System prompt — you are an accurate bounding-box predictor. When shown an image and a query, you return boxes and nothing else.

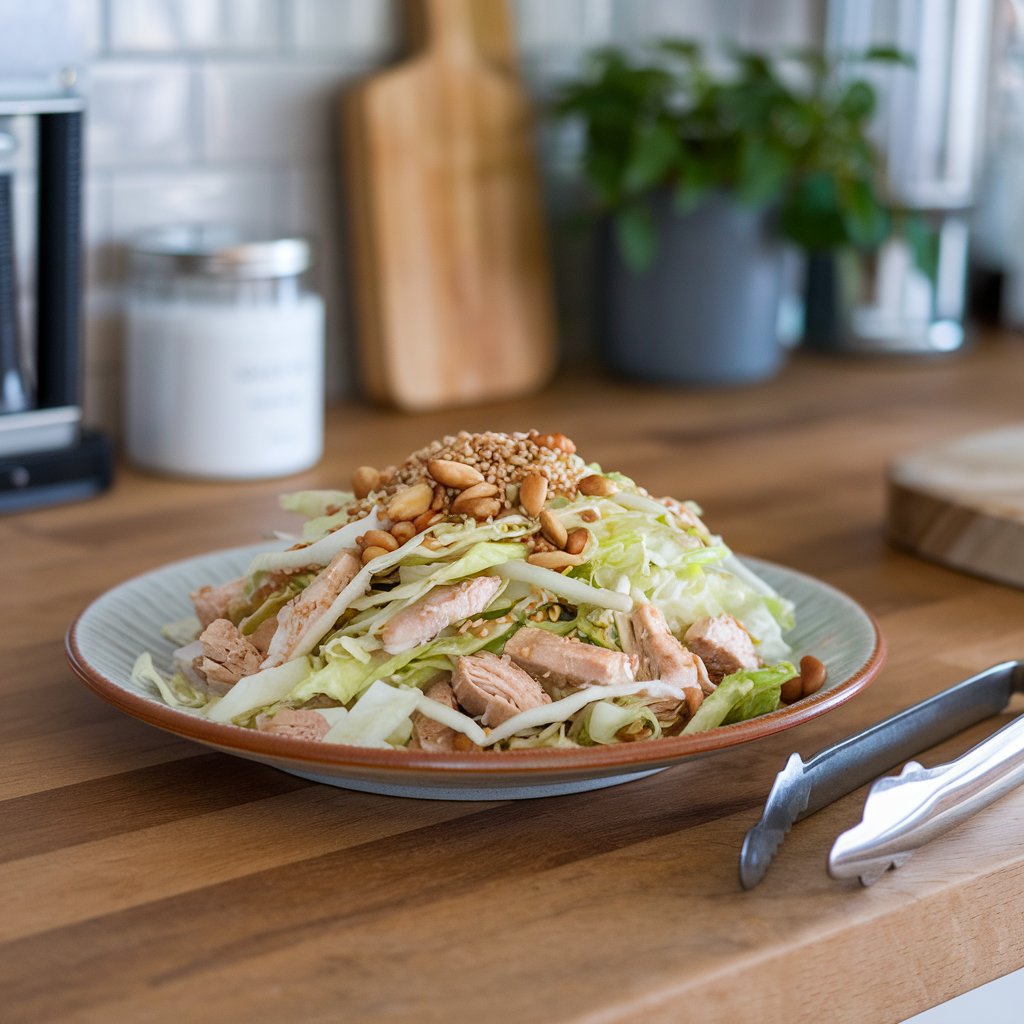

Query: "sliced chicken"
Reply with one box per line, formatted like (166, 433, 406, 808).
(452, 653, 551, 727)
(684, 614, 759, 684)
(256, 708, 330, 741)
(248, 616, 279, 656)
(409, 676, 459, 751)
(197, 618, 264, 687)
(503, 627, 634, 693)
(632, 604, 711, 718)
(381, 575, 503, 655)
(262, 550, 361, 668)
(191, 577, 247, 628)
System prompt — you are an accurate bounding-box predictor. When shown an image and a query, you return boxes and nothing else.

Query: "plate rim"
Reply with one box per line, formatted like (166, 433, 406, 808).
(65, 548, 886, 777)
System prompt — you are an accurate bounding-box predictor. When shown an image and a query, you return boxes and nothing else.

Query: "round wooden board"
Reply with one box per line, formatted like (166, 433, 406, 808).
(887, 425, 1024, 588)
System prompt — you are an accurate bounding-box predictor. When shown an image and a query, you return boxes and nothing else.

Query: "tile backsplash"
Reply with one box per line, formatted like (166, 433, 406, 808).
(2, 0, 819, 437)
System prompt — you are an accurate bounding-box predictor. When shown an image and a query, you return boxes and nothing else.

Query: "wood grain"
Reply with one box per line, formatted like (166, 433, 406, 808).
(343, 0, 556, 411)
(888, 425, 1024, 588)
(5, 335, 1024, 1021)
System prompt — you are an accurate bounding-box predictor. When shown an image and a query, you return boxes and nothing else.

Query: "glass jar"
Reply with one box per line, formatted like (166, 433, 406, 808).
(124, 226, 324, 479)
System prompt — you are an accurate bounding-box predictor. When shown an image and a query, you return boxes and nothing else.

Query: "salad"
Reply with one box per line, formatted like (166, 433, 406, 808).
(134, 430, 823, 751)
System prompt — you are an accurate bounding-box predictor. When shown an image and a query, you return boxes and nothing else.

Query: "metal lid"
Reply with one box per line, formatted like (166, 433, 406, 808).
(129, 225, 314, 279)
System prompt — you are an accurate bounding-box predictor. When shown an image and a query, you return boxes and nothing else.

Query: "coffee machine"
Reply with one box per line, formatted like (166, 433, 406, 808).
(0, 88, 113, 512)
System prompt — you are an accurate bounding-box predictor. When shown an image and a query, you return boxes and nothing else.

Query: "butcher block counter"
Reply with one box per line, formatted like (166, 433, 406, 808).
(5, 332, 1024, 1023)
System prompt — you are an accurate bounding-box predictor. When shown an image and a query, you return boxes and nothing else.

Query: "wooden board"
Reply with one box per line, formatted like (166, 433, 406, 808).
(10, 336, 1024, 1021)
(343, 0, 556, 411)
(888, 424, 1024, 589)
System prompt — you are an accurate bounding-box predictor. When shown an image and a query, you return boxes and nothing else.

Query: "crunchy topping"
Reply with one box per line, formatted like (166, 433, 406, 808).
(345, 431, 590, 523)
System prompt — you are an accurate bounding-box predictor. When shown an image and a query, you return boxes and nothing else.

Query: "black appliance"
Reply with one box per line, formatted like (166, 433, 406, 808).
(0, 91, 113, 513)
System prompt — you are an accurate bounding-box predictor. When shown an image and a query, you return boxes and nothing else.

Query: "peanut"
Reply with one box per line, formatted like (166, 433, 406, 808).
(580, 508, 599, 523)
(565, 527, 589, 556)
(361, 545, 391, 565)
(431, 483, 446, 511)
(390, 521, 416, 544)
(427, 458, 484, 490)
(460, 496, 502, 520)
(540, 508, 567, 549)
(387, 482, 433, 522)
(453, 733, 478, 752)
(362, 529, 398, 552)
(451, 482, 499, 514)
(527, 551, 583, 571)
(579, 474, 617, 497)
(799, 655, 828, 698)
(519, 473, 548, 517)
(780, 675, 802, 704)
(532, 432, 576, 454)
(352, 466, 380, 499)
(413, 509, 442, 532)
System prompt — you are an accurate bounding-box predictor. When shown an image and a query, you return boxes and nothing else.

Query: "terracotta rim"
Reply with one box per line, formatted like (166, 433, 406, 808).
(65, 565, 887, 777)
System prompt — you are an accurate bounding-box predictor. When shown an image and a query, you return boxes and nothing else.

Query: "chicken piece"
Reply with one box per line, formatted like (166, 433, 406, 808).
(262, 550, 362, 667)
(381, 575, 503, 654)
(632, 604, 712, 718)
(684, 615, 759, 684)
(503, 627, 634, 693)
(248, 616, 279, 656)
(197, 618, 263, 687)
(452, 653, 551, 727)
(190, 577, 247, 629)
(409, 676, 460, 751)
(256, 708, 330, 741)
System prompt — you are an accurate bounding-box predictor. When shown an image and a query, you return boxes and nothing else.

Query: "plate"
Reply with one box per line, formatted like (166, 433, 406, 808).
(66, 546, 885, 800)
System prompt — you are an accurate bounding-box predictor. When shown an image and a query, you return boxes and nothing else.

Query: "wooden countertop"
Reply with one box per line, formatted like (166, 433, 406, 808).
(5, 334, 1024, 1022)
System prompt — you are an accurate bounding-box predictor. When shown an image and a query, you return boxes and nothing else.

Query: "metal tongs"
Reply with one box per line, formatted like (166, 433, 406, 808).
(740, 661, 1024, 889)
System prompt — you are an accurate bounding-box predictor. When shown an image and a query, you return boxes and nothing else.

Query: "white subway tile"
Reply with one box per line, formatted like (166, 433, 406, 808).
(513, 0, 613, 52)
(279, 167, 351, 398)
(611, 0, 744, 42)
(86, 61, 196, 167)
(741, 0, 821, 50)
(289, 0, 395, 58)
(109, 0, 281, 53)
(110, 167, 279, 247)
(0, 0, 102, 81)
(202, 61, 351, 162)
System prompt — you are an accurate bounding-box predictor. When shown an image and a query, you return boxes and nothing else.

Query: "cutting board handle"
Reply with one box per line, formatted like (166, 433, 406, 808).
(412, 0, 478, 57)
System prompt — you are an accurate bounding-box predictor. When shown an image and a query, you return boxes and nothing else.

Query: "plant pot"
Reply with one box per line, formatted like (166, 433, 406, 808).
(600, 193, 786, 385)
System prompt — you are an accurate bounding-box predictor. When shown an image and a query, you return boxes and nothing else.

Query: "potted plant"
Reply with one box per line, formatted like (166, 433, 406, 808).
(553, 41, 907, 384)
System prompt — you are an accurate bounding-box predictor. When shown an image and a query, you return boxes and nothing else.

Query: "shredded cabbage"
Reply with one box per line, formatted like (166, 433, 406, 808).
(132, 653, 207, 709)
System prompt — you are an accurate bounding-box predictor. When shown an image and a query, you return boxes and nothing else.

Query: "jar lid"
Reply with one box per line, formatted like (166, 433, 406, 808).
(129, 225, 314, 279)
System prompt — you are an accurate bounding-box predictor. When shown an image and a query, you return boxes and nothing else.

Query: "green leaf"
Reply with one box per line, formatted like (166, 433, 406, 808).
(837, 80, 876, 120)
(736, 140, 790, 205)
(622, 122, 680, 194)
(779, 174, 847, 250)
(903, 214, 940, 281)
(838, 177, 888, 246)
(672, 158, 711, 213)
(614, 204, 657, 272)
(860, 45, 915, 67)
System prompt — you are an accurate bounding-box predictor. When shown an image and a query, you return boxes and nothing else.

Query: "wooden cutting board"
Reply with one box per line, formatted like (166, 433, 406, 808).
(887, 425, 1024, 588)
(343, 0, 557, 412)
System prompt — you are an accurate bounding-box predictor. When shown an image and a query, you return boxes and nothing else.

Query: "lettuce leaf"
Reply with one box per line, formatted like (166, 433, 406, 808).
(280, 490, 353, 519)
(132, 652, 208, 709)
(683, 662, 796, 733)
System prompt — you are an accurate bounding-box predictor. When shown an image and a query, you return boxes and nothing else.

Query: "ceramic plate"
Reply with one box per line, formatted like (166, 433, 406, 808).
(66, 546, 885, 800)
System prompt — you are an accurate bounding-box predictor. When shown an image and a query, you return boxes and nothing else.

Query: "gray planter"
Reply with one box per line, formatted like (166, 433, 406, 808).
(600, 193, 786, 385)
